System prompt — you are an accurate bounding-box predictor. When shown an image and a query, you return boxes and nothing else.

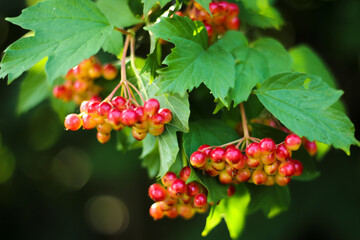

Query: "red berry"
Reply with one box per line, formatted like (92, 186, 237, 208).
(210, 147, 225, 163)
(275, 144, 291, 161)
(82, 114, 97, 130)
(144, 98, 160, 116)
(275, 175, 291, 186)
(102, 64, 117, 80)
(111, 96, 127, 111)
(219, 170, 233, 184)
(190, 151, 207, 168)
(88, 63, 102, 79)
(252, 169, 268, 185)
(226, 16, 240, 30)
(97, 102, 112, 117)
(235, 168, 251, 182)
(180, 166, 191, 182)
(198, 145, 212, 158)
(204, 23, 213, 37)
(148, 113, 165, 126)
(225, 164, 237, 177)
(194, 193, 207, 207)
(278, 161, 296, 177)
(73, 80, 87, 92)
(161, 172, 177, 187)
(246, 156, 260, 169)
(228, 3, 239, 15)
(90, 95, 102, 102)
(246, 142, 261, 158)
(97, 132, 111, 144)
(227, 185, 236, 197)
(148, 183, 167, 202)
(108, 108, 122, 126)
(149, 202, 164, 220)
(289, 159, 303, 176)
(187, 182, 200, 197)
(304, 139, 317, 156)
(260, 153, 276, 165)
(134, 107, 147, 123)
(259, 138, 276, 154)
(285, 134, 302, 151)
(158, 108, 172, 124)
(224, 147, 242, 165)
(178, 204, 195, 219)
(165, 206, 178, 218)
(64, 114, 82, 131)
(170, 179, 187, 196)
(80, 100, 91, 113)
(120, 109, 138, 126)
(87, 101, 100, 117)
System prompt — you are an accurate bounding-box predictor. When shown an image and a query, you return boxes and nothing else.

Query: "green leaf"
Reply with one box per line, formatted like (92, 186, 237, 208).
(17, 58, 49, 115)
(140, 135, 160, 178)
(247, 184, 290, 218)
(196, 0, 212, 14)
(256, 72, 360, 154)
(102, 31, 124, 57)
(0, 0, 113, 84)
(157, 125, 179, 177)
(202, 185, 250, 239)
(238, 0, 284, 29)
(146, 16, 235, 105)
(140, 43, 162, 81)
(289, 45, 345, 112)
(142, 0, 172, 16)
(116, 128, 143, 152)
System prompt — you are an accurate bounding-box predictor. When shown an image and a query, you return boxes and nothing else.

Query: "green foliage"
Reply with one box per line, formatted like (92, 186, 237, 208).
(202, 185, 250, 239)
(146, 15, 235, 106)
(0, 0, 114, 84)
(237, 0, 284, 29)
(256, 72, 359, 154)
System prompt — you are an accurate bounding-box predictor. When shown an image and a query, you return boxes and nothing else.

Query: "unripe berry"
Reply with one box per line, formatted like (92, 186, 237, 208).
(102, 64, 117, 80)
(260, 153, 276, 165)
(190, 151, 207, 168)
(170, 179, 187, 196)
(88, 63, 102, 79)
(161, 172, 177, 187)
(82, 114, 97, 130)
(204, 165, 220, 177)
(285, 134, 302, 151)
(179, 166, 191, 182)
(158, 108, 172, 124)
(97, 132, 111, 144)
(275, 144, 291, 161)
(97, 122, 112, 134)
(259, 138, 276, 154)
(97, 102, 112, 117)
(157, 201, 171, 211)
(148, 183, 167, 202)
(224, 147, 242, 165)
(73, 80, 88, 92)
(120, 109, 138, 126)
(181, 193, 192, 204)
(304, 139, 317, 156)
(144, 98, 160, 116)
(275, 174, 291, 186)
(264, 175, 275, 186)
(53, 85, 69, 99)
(219, 170, 233, 184)
(289, 159, 303, 176)
(111, 96, 127, 111)
(246, 156, 260, 169)
(178, 204, 195, 219)
(132, 128, 147, 141)
(252, 169, 268, 185)
(227, 185, 236, 197)
(235, 168, 251, 182)
(246, 142, 261, 158)
(225, 164, 237, 177)
(165, 206, 178, 219)
(278, 161, 296, 177)
(264, 161, 280, 175)
(64, 114, 82, 131)
(196, 205, 208, 213)
(210, 160, 226, 171)
(148, 125, 165, 136)
(187, 182, 200, 197)
(149, 202, 164, 220)
(194, 193, 207, 207)
(210, 147, 225, 163)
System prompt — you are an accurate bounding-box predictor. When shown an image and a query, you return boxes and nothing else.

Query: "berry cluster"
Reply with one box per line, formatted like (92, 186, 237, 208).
(148, 166, 209, 220)
(52, 57, 118, 104)
(187, 1, 240, 38)
(249, 117, 318, 156)
(64, 98, 172, 143)
(190, 134, 304, 186)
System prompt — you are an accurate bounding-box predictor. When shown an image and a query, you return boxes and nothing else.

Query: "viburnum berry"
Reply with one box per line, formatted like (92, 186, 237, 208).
(303, 139, 317, 156)
(235, 168, 251, 182)
(187, 182, 200, 197)
(252, 169, 268, 185)
(210, 147, 226, 163)
(158, 108, 173, 124)
(96, 132, 110, 144)
(120, 109, 138, 126)
(64, 114, 82, 131)
(289, 159, 304, 176)
(278, 161, 296, 177)
(170, 179, 187, 196)
(161, 172, 177, 187)
(227, 185, 236, 197)
(144, 98, 160, 116)
(219, 170, 233, 184)
(224, 147, 242, 165)
(246, 142, 261, 158)
(275, 174, 291, 186)
(190, 151, 207, 168)
(179, 166, 191, 182)
(194, 193, 207, 207)
(149, 203, 164, 220)
(148, 183, 167, 202)
(102, 64, 118, 80)
(285, 134, 302, 151)
(275, 144, 291, 162)
(259, 138, 276, 154)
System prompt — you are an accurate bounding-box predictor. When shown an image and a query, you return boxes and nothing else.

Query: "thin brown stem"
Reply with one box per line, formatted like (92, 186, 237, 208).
(240, 103, 250, 139)
(130, 37, 148, 101)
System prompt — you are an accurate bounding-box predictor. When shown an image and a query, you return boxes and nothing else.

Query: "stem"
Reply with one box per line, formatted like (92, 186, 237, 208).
(240, 103, 250, 139)
(181, 148, 188, 167)
(130, 37, 148, 100)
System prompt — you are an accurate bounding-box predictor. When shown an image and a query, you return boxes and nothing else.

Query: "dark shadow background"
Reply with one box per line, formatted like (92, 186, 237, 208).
(0, 0, 359, 239)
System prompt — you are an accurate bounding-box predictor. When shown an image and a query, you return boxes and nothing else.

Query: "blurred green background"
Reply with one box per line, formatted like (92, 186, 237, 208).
(0, 0, 359, 239)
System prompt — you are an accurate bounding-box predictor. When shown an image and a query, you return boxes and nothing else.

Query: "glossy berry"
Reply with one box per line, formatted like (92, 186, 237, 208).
(259, 138, 276, 154)
(264, 161, 279, 175)
(165, 207, 178, 219)
(97, 102, 112, 117)
(260, 153, 276, 165)
(246, 156, 260, 169)
(120, 109, 138, 126)
(224, 147, 242, 164)
(96, 132, 111, 144)
(87, 101, 100, 116)
(158, 108, 173, 124)
(64, 114, 82, 131)
(275, 144, 291, 161)
(170, 179, 187, 196)
(111, 96, 127, 111)
(149, 203, 164, 220)
(246, 142, 261, 158)
(178, 204, 195, 219)
(278, 161, 296, 177)
(198, 145, 212, 158)
(275, 175, 291, 186)
(88, 63, 102, 79)
(226, 16, 240, 30)
(235, 168, 251, 182)
(194, 193, 207, 207)
(187, 182, 200, 197)
(148, 183, 167, 202)
(252, 169, 268, 185)
(180, 166, 191, 182)
(285, 134, 302, 151)
(210, 147, 225, 163)
(134, 107, 147, 122)
(219, 170, 233, 184)
(102, 64, 117, 80)
(108, 108, 122, 126)
(304, 140, 317, 156)
(148, 114, 165, 126)
(289, 159, 303, 176)
(190, 151, 207, 168)
(144, 98, 160, 116)
(80, 100, 91, 113)
(161, 172, 177, 187)
(82, 114, 97, 130)
(132, 128, 147, 141)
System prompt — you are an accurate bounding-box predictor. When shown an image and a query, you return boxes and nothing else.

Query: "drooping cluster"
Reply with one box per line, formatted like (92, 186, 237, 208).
(187, 1, 240, 38)
(64, 98, 172, 143)
(52, 56, 118, 104)
(190, 134, 304, 186)
(148, 167, 209, 220)
(249, 117, 318, 156)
